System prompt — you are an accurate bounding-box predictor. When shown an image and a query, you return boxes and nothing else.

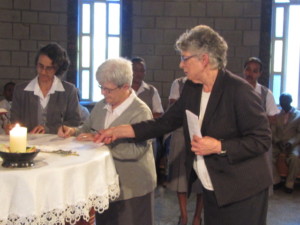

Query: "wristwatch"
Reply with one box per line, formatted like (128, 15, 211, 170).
(218, 139, 227, 156)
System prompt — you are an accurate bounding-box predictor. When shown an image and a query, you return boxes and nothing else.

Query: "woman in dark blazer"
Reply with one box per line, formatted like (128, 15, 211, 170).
(95, 25, 272, 225)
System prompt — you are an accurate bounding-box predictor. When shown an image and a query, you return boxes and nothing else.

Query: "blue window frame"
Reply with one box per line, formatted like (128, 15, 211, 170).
(78, 0, 122, 102)
(270, 0, 300, 107)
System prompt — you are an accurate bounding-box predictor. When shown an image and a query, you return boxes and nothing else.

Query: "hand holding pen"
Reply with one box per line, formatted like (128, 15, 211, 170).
(30, 125, 45, 134)
(58, 112, 75, 138)
(57, 125, 76, 138)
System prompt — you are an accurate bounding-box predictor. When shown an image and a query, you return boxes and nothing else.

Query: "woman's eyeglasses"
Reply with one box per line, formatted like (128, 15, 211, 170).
(180, 54, 198, 62)
(37, 63, 56, 73)
(98, 85, 121, 93)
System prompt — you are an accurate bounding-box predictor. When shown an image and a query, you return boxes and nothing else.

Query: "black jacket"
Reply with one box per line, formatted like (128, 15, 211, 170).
(133, 69, 272, 206)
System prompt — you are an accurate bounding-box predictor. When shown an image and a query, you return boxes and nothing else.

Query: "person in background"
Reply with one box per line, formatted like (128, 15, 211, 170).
(79, 103, 90, 122)
(272, 93, 300, 193)
(167, 76, 203, 225)
(243, 57, 280, 196)
(77, 89, 90, 122)
(57, 58, 156, 225)
(0, 82, 15, 134)
(131, 56, 164, 118)
(9, 43, 81, 134)
(131, 56, 165, 180)
(95, 25, 272, 225)
(243, 57, 279, 121)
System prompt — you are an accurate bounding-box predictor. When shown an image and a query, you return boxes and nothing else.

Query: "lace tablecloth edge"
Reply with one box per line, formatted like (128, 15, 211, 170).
(0, 182, 120, 225)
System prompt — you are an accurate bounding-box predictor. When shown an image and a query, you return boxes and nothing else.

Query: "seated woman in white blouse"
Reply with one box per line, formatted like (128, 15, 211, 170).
(8, 43, 81, 134)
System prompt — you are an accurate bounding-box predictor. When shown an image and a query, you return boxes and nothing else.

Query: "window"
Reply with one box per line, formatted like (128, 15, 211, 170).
(270, 0, 300, 107)
(78, 0, 122, 102)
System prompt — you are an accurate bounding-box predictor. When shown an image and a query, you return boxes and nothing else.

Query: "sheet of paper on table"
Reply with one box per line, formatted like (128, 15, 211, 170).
(185, 109, 202, 141)
(28, 134, 104, 151)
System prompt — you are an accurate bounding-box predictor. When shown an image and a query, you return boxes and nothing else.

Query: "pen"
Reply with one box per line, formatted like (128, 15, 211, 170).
(61, 112, 65, 132)
(91, 128, 100, 134)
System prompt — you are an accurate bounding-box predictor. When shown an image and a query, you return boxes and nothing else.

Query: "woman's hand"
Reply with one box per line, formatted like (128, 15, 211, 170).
(94, 125, 135, 144)
(4, 123, 15, 135)
(94, 127, 117, 144)
(191, 135, 221, 155)
(30, 125, 45, 134)
(57, 125, 75, 138)
(76, 133, 95, 141)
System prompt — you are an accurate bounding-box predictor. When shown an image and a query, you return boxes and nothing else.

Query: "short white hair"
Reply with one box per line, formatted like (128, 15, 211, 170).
(96, 58, 133, 86)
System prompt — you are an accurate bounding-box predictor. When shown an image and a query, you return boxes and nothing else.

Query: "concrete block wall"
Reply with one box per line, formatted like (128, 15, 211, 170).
(0, 0, 68, 97)
(0, 0, 264, 109)
(131, 0, 262, 108)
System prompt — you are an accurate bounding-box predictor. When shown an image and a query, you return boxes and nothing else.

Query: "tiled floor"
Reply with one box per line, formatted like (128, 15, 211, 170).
(154, 184, 300, 225)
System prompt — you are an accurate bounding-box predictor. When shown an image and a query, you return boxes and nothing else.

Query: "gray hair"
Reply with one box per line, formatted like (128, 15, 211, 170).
(96, 58, 133, 86)
(175, 25, 228, 69)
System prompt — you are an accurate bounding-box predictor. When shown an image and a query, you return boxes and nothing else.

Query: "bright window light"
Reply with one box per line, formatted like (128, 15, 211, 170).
(81, 36, 90, 68)
(82, 4, 90, 34)
(93, 3, 107, 102)
(273, 40, 283, 72)
(285, 5, 300, 106)
(108, 3, 120, 35)
(275, 7, 284, 37)
(271, 0, 300, 107)
(78, 0, 121, 102)
(273, 74, 281, 105)
(274, 0, 290, 2)
(108, 37, 120, 59)
(81, 70, 90, 99)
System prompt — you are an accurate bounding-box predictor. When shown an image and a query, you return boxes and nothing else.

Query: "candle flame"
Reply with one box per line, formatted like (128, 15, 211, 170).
(15, 123, 20, 128)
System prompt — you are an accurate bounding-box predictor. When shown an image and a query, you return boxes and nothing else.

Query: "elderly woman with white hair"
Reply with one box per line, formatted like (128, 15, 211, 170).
(58, 58, 156, 225)
(95, 25, 272, 225)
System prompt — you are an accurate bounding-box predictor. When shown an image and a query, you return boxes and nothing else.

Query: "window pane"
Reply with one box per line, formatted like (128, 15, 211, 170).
(273, 74, 281, 105)
(93, 2, 107, 102)
(275, 7, 284, 37)
(285, 5, 300, 107)
(78, 0, 121, 102)
(82, 4, 90, 34)
(108, 37, 120, 59)
(82, 36, 90, 67)
(94, 3, 106, 69)
(81, 70, 90, 99)
(108, 3, 120, 35)
(93, 84, 104, 102)
(273, 40, 283, 72)
(274, 0, 289, 2)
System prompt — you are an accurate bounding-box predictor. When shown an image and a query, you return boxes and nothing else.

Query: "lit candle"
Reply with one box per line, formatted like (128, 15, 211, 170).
(9, 124, 27, 153)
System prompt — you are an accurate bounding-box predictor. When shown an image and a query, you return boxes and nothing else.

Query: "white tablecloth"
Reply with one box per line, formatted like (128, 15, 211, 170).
(0, 134, 120, 225)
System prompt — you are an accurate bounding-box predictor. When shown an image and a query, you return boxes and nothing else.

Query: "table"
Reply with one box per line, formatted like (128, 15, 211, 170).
(0, 134, 120, 225)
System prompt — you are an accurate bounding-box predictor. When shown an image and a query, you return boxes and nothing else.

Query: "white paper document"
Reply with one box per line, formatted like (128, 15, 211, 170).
(0, 108, 8, 113)
(185, 110, 202, 141)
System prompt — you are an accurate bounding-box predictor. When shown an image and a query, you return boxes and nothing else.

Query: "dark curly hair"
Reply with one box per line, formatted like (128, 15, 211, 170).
(34, 43, 70, 77)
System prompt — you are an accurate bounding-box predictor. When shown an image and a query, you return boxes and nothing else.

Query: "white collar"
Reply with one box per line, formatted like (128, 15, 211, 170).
(104, 90, 136, 115)
(136, 81, 150, 95)
(24, 76, 65, 96)
(254, 82, 262, 94)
